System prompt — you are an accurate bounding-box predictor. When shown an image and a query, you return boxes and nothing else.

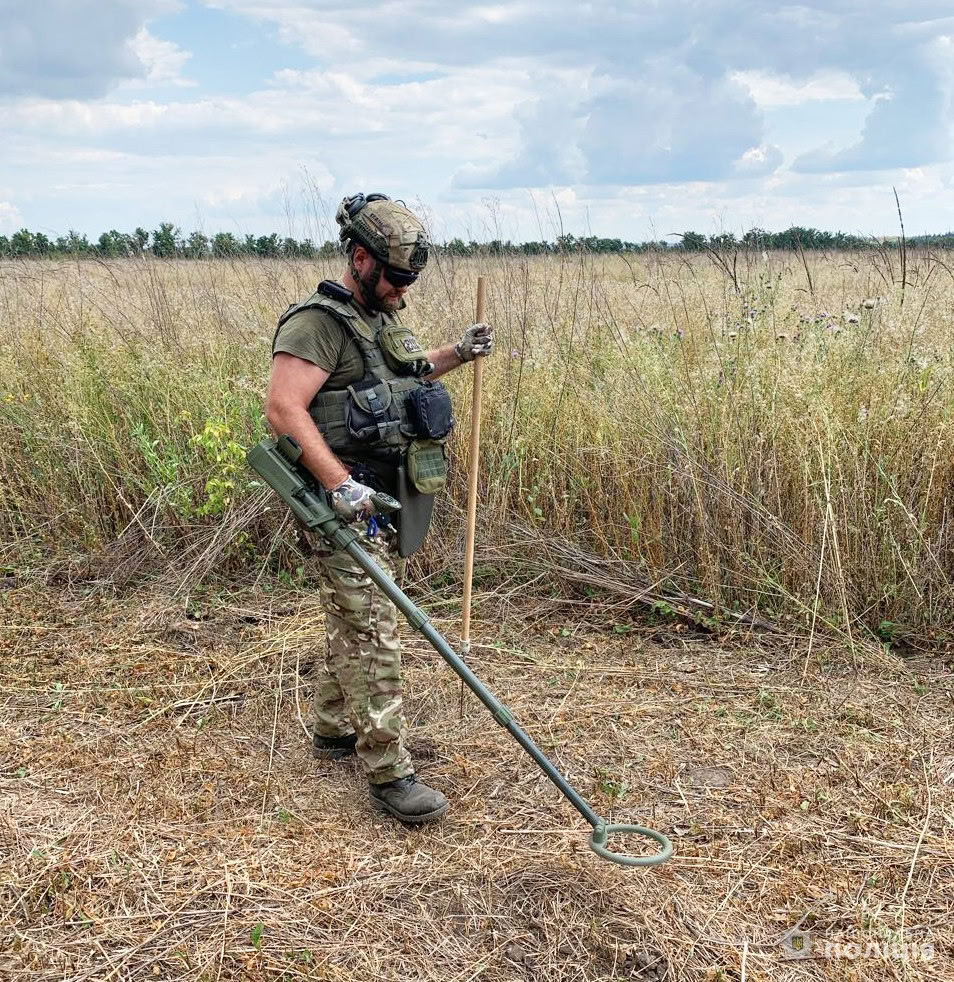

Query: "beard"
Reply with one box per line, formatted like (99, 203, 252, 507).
(359, 267, 402, 314)
(372, 291, 402, 314)
(351, 259, 397, 314)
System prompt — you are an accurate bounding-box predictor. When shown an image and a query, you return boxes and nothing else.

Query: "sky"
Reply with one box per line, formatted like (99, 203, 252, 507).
(2, 0, 953, 244)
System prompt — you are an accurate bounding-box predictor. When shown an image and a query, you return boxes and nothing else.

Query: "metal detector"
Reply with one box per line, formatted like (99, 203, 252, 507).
(248, 436, 673, 867)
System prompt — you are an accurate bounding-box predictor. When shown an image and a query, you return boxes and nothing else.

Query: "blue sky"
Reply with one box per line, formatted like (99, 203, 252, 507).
(2, 0, 953, 243)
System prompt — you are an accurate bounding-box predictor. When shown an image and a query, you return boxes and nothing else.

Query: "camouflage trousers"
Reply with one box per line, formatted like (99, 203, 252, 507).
(307, 523, 413, 784)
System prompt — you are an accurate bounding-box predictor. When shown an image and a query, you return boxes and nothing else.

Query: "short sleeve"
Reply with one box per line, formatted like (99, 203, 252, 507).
(272, 309, 348, 373)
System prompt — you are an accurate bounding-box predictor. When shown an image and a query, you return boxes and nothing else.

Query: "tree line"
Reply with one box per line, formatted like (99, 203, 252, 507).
(2, 222, 954, 258)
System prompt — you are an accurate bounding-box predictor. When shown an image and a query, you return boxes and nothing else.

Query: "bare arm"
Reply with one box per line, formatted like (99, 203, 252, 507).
(264, 353, 350, 489)
(423, 343, 465, 381)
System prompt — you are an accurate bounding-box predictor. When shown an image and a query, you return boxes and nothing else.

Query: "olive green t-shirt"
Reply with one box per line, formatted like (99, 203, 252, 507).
(272, 305, 385, 390)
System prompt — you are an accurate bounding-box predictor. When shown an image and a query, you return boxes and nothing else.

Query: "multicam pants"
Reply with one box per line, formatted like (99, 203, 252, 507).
(307, 523, 413, 784)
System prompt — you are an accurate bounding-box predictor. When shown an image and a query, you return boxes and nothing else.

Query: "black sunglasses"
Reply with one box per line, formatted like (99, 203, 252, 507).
(380, 264, 419, 288)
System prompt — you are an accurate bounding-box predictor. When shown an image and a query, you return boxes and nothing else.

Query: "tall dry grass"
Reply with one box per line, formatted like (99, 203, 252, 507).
(1, 249, 952, 644)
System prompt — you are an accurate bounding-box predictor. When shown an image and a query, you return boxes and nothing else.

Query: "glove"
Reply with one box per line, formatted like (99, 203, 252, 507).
(455, 322, 494, 362)
(330, 475, 377, 522)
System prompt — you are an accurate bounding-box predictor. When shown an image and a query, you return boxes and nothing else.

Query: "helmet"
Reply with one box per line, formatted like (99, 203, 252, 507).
(335, 193, 429, 273)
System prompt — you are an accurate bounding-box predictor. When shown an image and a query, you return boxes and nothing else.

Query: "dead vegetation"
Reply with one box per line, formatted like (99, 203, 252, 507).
(2, 574, 952, 981)
(2, 250, 954, 978)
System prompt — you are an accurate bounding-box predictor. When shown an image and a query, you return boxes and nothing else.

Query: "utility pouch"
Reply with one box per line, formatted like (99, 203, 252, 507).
(379, 320, 429, 375)
(406, 438, 448, 495)
(395, 464, 435, 557)
(345, 379, 399, 442)
(406, 382, 454, 439)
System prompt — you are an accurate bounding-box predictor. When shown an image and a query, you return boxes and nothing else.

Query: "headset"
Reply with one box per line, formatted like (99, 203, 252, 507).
(344, 192, 392, 219)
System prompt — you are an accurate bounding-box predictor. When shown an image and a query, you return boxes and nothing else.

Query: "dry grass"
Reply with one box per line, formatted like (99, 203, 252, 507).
(2, 575, 952, 981)
(2, 250, 954, 641)
(1, 250, 954, 979)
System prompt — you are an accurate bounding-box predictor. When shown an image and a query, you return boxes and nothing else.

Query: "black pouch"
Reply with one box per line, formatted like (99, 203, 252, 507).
(346, 379, 400, 441)
(348, 459, 398, 499)
(348, 458, 400, 532)
(406, 382, 454, 439)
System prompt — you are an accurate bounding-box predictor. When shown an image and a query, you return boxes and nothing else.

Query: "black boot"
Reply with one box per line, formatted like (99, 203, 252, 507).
(312, 731, 357, 760)
(369, 775, 449, 824)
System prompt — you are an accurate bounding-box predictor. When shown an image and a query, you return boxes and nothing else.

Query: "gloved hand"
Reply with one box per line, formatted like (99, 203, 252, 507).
(330, 475, 377, 522)
(455, 322, 494, 362)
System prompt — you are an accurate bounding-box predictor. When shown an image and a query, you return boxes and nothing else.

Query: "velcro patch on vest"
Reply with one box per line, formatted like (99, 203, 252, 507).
(401, 337, 423, 354)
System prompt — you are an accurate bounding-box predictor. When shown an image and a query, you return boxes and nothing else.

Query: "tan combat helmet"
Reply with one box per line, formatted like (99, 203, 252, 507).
(335, 193, 430, 275)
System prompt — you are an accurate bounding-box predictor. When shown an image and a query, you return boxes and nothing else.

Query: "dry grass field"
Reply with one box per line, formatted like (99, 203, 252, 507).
(1, 252, 953, 981)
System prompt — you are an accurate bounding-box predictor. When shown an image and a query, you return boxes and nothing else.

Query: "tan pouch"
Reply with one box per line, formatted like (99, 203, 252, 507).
(406, 438, 447, 494)
(379, 320, 427, 373)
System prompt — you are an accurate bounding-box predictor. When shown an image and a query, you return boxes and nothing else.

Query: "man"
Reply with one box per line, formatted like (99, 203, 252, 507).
(264, 193, 493, 824)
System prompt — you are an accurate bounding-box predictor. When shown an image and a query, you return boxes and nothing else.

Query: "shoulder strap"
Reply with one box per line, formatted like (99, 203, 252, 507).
(272, 282, 374, 357)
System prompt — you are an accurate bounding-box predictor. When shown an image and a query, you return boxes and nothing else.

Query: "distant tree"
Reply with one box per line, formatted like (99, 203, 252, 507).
(151, 222, 181, 258)
(96, 229, 131, 257)
(212, 232, 239, 257)
(63, 230, 91, 254)
(774, 226, 819, 250)
(133, 227, 149, 254)
(742, 228, 769, 249)
(708, 232, 737, 250)
(255, 233, 279, 257)
(185, 231, 209, 259)
(679, 231, 707, 251)
(10, 228, 37, 256)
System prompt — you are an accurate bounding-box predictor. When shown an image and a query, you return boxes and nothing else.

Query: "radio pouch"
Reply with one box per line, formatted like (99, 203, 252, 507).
(406, 382, 454, 439)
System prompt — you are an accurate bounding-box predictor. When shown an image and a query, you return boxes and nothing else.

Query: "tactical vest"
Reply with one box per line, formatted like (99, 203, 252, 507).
(273, 282, 429, 461)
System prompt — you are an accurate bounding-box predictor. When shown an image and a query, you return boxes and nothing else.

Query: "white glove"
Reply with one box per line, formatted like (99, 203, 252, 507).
(455, 322, 494, 362)
(330, 476, 377, 522)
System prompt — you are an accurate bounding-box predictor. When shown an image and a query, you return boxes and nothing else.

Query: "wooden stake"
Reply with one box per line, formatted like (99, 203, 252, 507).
(461, 275, 486, 659)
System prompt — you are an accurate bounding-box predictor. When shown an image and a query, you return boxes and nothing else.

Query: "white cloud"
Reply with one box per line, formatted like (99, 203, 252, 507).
(6, 60, 524, 166)
(126, 28, 194, 87)
(732, 144, 785, 177)
(4, 0, 954, 239)
(731, 70, 865, 107)
(0, 202, 22, 233)
(0, 0, 181, 97)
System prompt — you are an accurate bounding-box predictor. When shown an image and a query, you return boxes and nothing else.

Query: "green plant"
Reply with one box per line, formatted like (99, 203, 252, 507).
(189, 419, 248, 516)
(593, 767, 628, 800)
(48, 682, 65, 711)
(650, 599, 676, 620)
(877, 620, 899, 644)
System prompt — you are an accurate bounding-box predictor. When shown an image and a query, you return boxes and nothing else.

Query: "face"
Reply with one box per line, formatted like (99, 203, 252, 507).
(352, 245, 418, 313)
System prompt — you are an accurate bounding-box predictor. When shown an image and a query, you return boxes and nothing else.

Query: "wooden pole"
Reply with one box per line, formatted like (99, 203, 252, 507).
(460, 275, 486, 656)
